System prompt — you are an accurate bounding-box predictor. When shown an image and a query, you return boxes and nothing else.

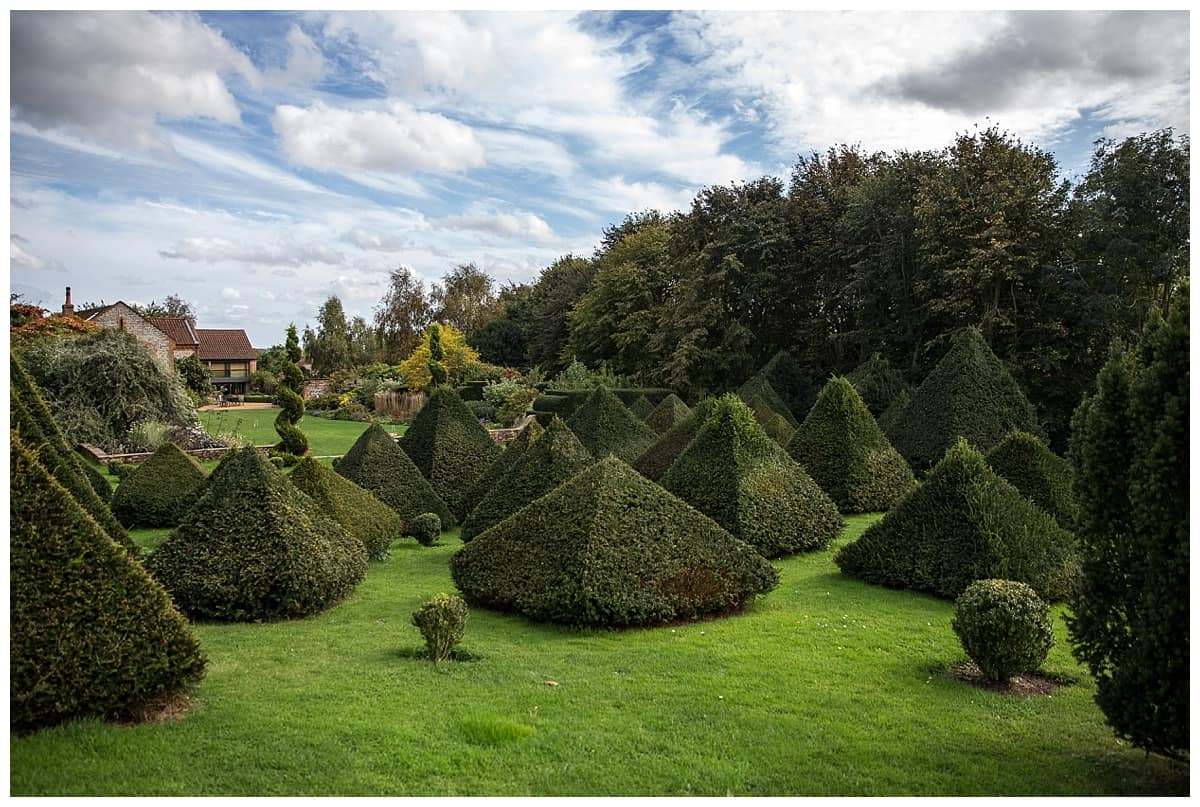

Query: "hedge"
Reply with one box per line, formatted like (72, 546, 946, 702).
(643, 393, 691, 435)
(110, 442, 207, 528)
(737, 374, 799, 429)
(10, 354, 140, 556)
(745, 394, 796, 445)
(632, 397, 719, 481)
(660, 394, 842, 558)
(565, 386, 659, 464)
(887, 328, 1042, 473)
(984, 430, 1076, 527)
(533, 387, 675, 422)
(148, 447, 367, 621)
(11, 434, 206, 732)
(461, 417, 594, 542)
(289, 457, 403, 560)
(834, 438, 1078, 601)
(846, 352, 911, 418)
(334, 422, 454, 526)
(628, 395, 655, 420)
(451, 456, 779, 627)
(399, 386, 501, 519)
(877, 387, 911, 436)
(462, 419, 545, 516)
(786, 377, 915, 513)
(746, 350, 814, 421)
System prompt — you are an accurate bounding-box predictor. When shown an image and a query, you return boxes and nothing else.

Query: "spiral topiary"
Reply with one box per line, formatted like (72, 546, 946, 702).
(272, 324, 308, 464)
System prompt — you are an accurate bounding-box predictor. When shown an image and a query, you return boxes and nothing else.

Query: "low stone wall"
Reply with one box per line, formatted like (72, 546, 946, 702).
(80, 443, 274, 466)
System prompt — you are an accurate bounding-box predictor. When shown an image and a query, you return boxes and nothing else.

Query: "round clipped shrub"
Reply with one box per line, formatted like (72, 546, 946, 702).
(952, 579, 1054, 681)
(409, 513, 442, 547)
(110, 442, 207, 528)
(411, 592, 468, 662)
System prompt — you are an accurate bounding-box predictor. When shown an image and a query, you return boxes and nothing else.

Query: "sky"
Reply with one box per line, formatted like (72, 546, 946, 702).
(8, 8, 1191, 348)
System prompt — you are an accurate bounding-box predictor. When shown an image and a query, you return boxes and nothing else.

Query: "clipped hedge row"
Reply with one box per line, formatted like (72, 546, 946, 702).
(11, 434, 206, 732)
(289, 457, 403, 560)
(660, 394, 842, 558)
(786, 377, 915, 513)
(148, 448, 367, 621)
(399, 386, 501, 519)
(110, 442, 207, 528)
(451, 456, 779, 627)
(334, 422, 454, 526)
(834, 438, 1077, 601)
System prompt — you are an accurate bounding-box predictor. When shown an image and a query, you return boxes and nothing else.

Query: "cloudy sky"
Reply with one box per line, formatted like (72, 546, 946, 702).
(9, 9, 1190, 348)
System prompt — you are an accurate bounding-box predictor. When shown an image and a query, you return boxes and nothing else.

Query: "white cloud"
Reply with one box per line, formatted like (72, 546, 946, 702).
(343, 228, 413, 252)
(272, 100, 486, 175)
(437, 208, 557, 244)
(221, 287, 241, 300)
(263, 25, 326, 88)
(159, 237, 345, 267)
(11, 11, 258, 151)
(11, 239, 66, 273)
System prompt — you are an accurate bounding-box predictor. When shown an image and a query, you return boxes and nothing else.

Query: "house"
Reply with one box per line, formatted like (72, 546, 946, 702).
(63, 287, 257, 394)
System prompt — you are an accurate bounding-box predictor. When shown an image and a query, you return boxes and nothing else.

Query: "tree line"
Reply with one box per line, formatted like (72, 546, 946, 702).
(305, 126, 1187, 450)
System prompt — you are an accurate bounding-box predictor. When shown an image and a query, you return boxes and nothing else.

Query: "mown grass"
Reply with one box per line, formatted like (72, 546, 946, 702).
(10, 517, 1187, 796)
(198, 409, 403, 458)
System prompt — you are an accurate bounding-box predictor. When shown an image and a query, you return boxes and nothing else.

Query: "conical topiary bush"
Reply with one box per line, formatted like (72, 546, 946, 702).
(628, 395, 655, 420)
(737, 374, 798, 429)
(644, 393, 691, 435)
(451, 456, 779, 627)
(147, 447, 367, 621)
(10, 354, 139, 555)
(786, 377, 915, 513)
(399, 386, 501, 519)
(11, 434, 206, 732)
(888, 328, 1042, 473)
(878, 387, 912, 436)
(750, 350, 814, 421)
(461, 417, 595, 542)
(462, 419, 545, 516)
(289, 456, 404, 561)
(745, 394, 797, 445)
(632, 397, 718, 481)
(565, 386, 659, 464)
(984, 430, 1076, 527)
(334, 422, 454, 526)
(834, 438, 1077, 601)
(110, 442, 207, 528)
(660, 394, 842, 558)
(846, 352, 911, 418)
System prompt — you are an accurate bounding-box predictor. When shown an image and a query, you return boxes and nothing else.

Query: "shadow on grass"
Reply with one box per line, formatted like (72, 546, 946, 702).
(391, 647, 484, 663)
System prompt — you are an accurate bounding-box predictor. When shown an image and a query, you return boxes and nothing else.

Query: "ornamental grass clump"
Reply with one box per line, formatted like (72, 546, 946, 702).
(334, 422, 454, 526)
(110, 442, 207, 528)
(289, 457, 403, 561)
(452, 456, 778, 628)
(411, 593, 468, 662)
(10, 433, 206, 732)
(399, 386, 501, 519)
(564, 386, 659, 464)
(952, 579, 1054, 682)
(409, 513, 442, 547)
(786, 376, 915, 513)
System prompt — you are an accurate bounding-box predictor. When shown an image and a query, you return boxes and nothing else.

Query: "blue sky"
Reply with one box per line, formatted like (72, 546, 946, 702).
(9, 9, 1190, 348)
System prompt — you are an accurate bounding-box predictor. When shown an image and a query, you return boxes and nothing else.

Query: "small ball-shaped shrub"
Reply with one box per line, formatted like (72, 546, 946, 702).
(952, 579, 1054, 682)
(412, 593, 468, 662)
(410, 512, 442, 547)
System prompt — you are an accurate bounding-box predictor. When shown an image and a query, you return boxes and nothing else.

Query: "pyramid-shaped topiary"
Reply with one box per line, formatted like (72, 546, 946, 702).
(877, 387, 911, 436)
(628, 395, 655, 420)
(461, 417, 595, 542)
(11, 433, 206, 732)
(289, 457, 403, 561)
(110, 442, 207, 528)
(632, 397, 719, 481)
(888, 328, 1042, 473)
(462, 419, 545, 516)
(834, 438, 1077, 601)
(745, 394, 797, 445)
(643, 393, 691, 435)
(10, 354, 139, 555)
(985, 430, 1076, 527)
(399, 386, 501, 519)
(565, 386, 659, 464)
(846, 352, 911, 418)
(786, 377, 915, 513)
(451, 456, 779, 627)
(148, 447, 367, 621)
(737, 374, 799, 429)
(660, 394, 842, 558)
(334, 422, 454, 526)
(751, 350, 815, 421)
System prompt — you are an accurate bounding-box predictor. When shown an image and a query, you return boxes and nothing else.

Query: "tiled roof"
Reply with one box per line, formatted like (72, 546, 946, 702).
(147, 317, 199, 347)
(196, 329, 257, 361)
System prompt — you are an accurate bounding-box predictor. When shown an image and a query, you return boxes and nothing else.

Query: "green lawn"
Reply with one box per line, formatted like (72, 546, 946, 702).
(9, 516, 1187, 796)
(198, 409, 404, 458)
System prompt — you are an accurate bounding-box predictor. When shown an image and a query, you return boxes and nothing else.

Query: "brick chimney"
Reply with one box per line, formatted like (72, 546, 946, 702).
(62, 286, 75, 316)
